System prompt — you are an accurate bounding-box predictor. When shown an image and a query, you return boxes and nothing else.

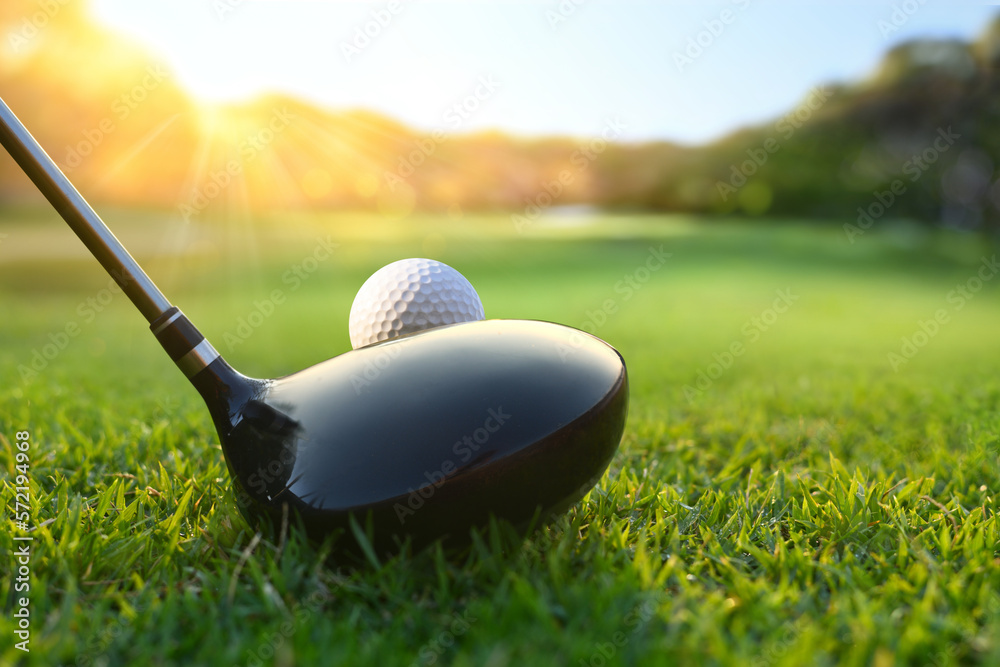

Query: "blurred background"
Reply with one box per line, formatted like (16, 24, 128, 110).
(1, 0, 998, 382)
(1, 0, 999, 226)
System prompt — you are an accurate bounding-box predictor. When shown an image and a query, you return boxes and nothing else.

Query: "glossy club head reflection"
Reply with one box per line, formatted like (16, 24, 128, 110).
(192, 319, 628, 554)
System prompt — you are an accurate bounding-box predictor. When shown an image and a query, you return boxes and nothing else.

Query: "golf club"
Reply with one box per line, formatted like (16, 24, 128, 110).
(0, 97, 629, 556)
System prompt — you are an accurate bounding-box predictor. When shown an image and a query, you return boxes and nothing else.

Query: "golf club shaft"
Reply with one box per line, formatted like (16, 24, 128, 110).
(0, 96, 172, 322)
(0, 97, 222, 380)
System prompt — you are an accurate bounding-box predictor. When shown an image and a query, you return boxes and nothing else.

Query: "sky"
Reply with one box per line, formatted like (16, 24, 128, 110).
(88, 0, 999, 145)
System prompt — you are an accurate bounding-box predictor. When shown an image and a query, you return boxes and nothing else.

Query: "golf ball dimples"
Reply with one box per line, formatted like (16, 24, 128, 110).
(349, 258, 485, 349)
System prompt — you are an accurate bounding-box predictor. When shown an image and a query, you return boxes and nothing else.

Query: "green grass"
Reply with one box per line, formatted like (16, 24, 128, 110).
(1, 211, 999, 666)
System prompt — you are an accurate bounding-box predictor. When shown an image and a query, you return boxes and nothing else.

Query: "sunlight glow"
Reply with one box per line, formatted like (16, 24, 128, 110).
(87, 0, 998, 144)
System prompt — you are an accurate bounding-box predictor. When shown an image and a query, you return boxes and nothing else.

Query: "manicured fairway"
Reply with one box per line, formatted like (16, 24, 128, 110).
(1, 210, 999, 666)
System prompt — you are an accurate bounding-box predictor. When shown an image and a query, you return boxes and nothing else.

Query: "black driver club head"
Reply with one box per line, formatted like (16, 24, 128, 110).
(177, 315, 629, 555)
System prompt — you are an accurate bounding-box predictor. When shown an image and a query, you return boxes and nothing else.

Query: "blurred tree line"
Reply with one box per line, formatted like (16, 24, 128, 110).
(1, 2, 999, 232)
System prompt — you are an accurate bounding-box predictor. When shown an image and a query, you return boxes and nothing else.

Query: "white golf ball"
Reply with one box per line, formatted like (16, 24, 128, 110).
(349, 258, 485, 349)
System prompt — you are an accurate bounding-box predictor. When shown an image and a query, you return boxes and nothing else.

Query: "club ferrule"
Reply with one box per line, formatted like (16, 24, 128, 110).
(150, 307, 220, 379)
